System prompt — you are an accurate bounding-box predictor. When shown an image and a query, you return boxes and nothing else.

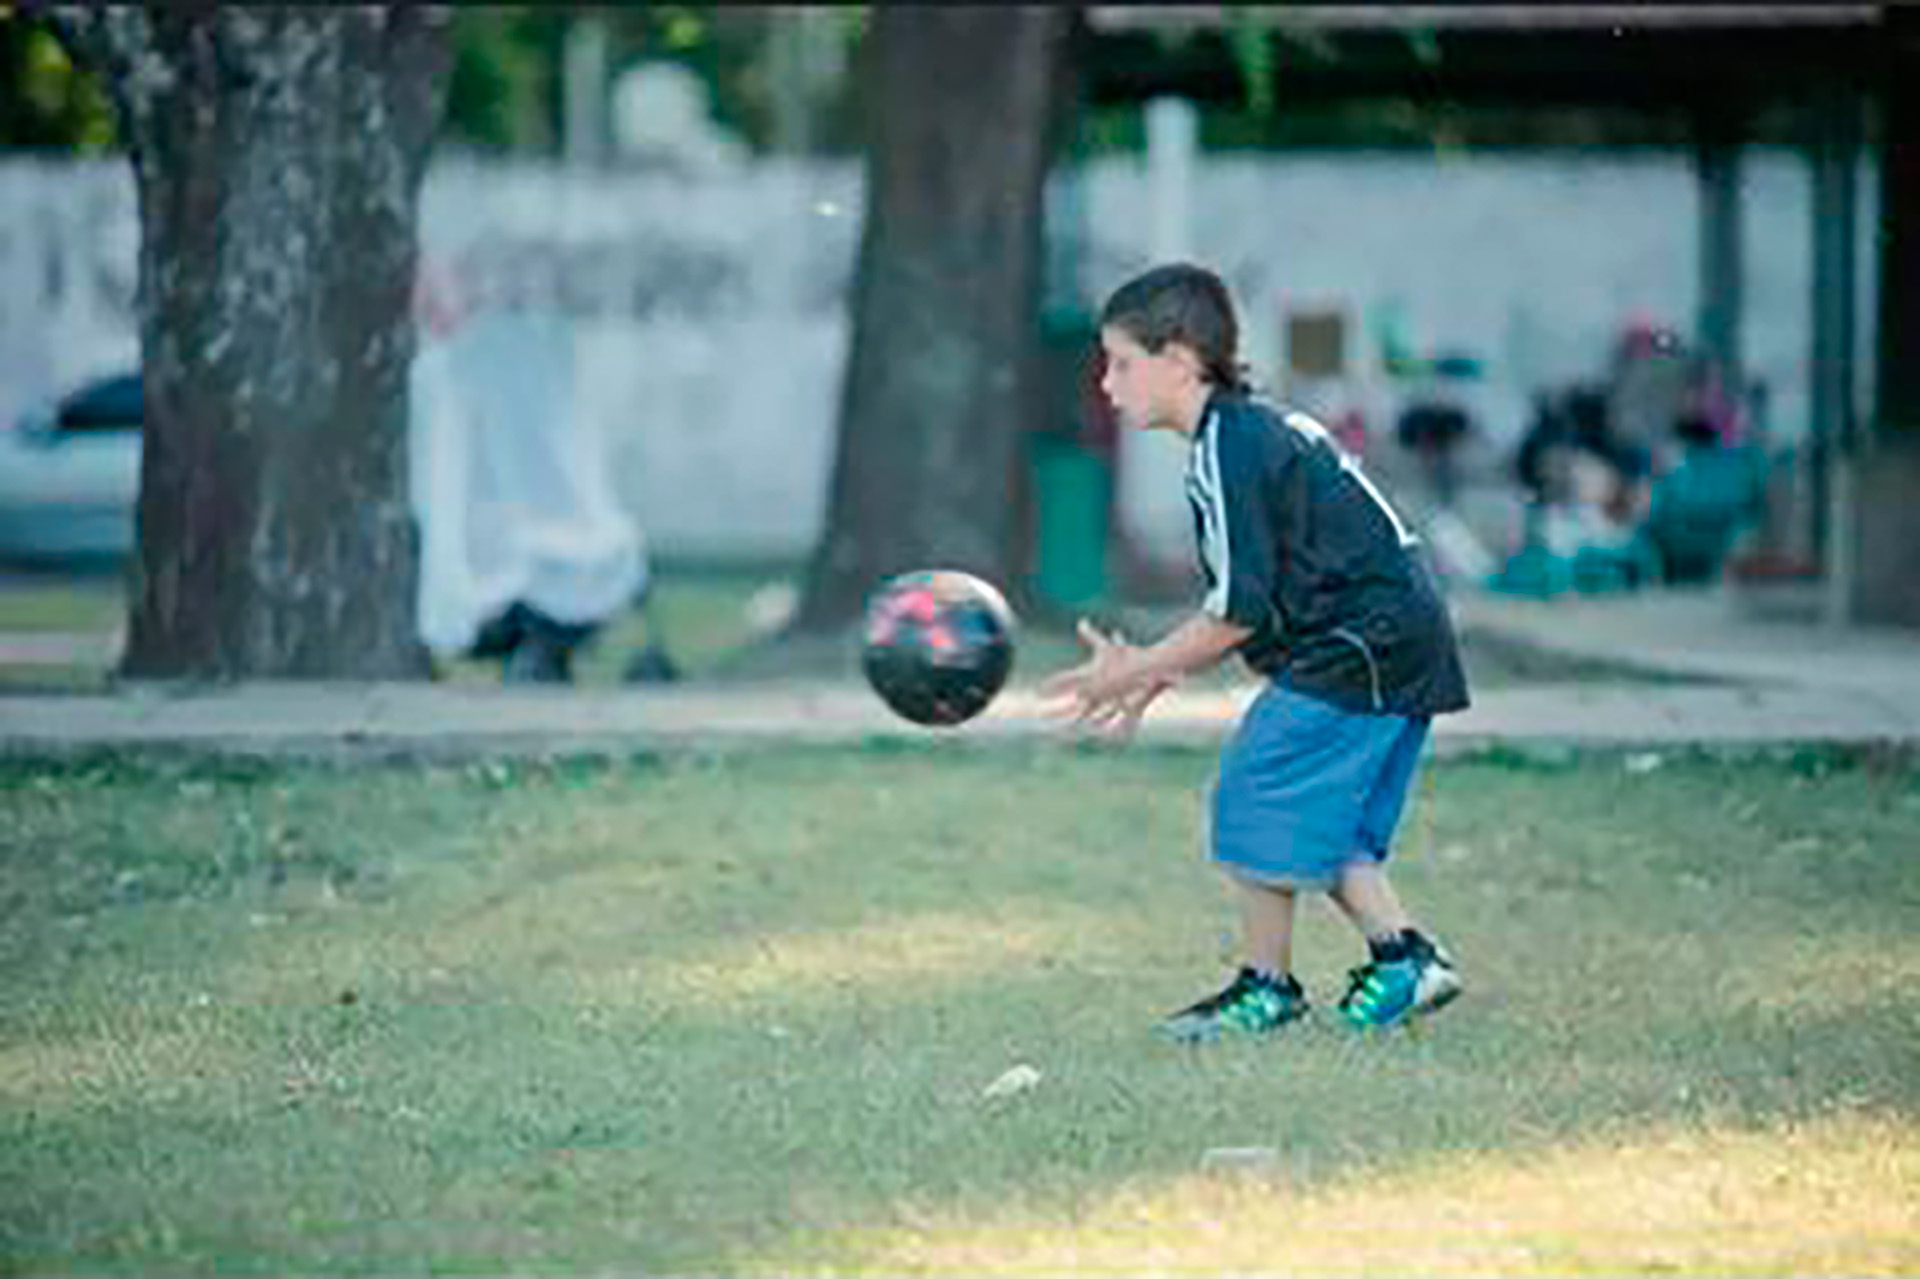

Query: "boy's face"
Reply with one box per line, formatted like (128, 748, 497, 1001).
(1099, 326, 1202, 435)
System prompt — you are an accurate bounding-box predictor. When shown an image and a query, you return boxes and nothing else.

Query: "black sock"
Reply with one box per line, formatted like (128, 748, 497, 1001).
(1371, 928, 1439, 964)
(1367, 931, 1414, 964)
(1246, 965, 1295, 990)
(1402, 927, 1437, 959)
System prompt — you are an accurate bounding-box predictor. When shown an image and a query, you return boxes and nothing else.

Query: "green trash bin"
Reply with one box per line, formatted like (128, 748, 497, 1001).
(1031, 432, 1110, 612)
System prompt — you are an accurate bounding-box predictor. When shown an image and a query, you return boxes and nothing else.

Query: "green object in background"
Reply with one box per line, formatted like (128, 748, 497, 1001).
(1031, 434, 1110, 611)
(1489, 541, 1569, 599)
(1031, 302, 1111, 613)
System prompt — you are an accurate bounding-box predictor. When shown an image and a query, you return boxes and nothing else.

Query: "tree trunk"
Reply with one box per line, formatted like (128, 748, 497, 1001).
(791, 5, 1072, 632)
(59, 9, 449, 678)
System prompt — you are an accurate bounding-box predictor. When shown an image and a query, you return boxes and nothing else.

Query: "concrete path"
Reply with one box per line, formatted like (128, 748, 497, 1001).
(1, 586, 1916, 759)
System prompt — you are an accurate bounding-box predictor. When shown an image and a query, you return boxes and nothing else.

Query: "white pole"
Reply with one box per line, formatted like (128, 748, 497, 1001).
(564, 16, 610, 169)
(1146, 96, 1197, 263)
(1124, 96, 1204, 565)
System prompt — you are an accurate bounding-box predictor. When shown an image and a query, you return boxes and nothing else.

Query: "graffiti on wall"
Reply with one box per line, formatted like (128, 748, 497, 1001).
(0, 151, 1866, 557)
(434, 233, 753, 324)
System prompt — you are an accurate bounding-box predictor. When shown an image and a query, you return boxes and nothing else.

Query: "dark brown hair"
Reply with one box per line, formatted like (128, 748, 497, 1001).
(1098, 263, 1250, 393)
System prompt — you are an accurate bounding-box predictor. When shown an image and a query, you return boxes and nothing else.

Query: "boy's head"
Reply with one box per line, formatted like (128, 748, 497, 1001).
(1097, 263, 1247, 436)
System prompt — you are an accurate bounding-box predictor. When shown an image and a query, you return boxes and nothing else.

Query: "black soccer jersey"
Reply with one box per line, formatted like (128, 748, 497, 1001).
(1185, 391, 1471, 717)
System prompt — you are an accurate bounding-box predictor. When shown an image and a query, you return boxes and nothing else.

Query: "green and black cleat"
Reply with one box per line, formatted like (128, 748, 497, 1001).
(1157, 967, 1310, 1043)
(1337, 935, 1463, 1030)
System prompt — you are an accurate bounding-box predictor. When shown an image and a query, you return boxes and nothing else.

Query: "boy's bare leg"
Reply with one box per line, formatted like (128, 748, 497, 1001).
(1329, 859, 1413, 941)
(1237, 879, 1298, 975)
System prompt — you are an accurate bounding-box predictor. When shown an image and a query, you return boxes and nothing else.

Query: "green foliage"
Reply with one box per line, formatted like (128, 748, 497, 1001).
(605, 6, 873, 156)
(1226, 9, 1277, 120)
(441, 8, 564, 152)
(608, 6, 776, 153)
(0, 10, 118, 152)
(439, 7, 874, 158)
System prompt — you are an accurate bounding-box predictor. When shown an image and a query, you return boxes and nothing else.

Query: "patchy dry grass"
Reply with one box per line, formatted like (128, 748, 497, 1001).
(813, 1111, 1919, 1276)
(0, 744, 1915, 1273)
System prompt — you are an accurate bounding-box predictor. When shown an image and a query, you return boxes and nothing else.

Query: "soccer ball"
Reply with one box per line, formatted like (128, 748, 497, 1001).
(861, 569, 1016, 727)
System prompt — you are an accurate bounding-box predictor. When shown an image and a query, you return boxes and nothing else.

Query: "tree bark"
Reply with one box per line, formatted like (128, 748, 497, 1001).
(57, 8, 450, 678)
(792, 6, 1073, 632)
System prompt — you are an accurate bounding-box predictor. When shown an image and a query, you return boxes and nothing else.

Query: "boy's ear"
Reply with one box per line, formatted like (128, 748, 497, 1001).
(1164, 341, 1204, 380)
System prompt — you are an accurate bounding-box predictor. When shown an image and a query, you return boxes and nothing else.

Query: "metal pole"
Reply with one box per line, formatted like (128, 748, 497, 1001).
(1694, 117, 1744, 387)
(1810, 87, 1862, 626)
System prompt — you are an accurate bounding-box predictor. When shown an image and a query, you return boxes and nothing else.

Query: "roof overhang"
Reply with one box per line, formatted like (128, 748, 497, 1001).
(1087, 5, 1884, 33)
(1081, 5, 1887, 115)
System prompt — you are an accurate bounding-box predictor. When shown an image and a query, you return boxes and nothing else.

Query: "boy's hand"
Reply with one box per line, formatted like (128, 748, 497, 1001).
(1076, 672, 1175, 743)
(1040, 619, 1173, 740)
(1040, 618, 1135, 705)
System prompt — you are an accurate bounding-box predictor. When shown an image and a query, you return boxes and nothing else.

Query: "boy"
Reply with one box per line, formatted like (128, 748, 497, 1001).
(1040, 264, 1471, 1042)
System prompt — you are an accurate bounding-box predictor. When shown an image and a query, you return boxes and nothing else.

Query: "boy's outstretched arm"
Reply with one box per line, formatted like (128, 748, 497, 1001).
(1040, 612, 1251, 739)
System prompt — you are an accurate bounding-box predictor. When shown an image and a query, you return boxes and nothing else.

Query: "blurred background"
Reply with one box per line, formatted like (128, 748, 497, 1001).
(0, 3, 1910, 688)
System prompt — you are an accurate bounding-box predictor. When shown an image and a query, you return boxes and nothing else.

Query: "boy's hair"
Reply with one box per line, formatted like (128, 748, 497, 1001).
(1099, 263, 1250, 393)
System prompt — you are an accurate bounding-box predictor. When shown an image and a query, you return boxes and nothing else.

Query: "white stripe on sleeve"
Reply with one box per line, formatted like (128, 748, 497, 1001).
(1194, 412, 1232, 617)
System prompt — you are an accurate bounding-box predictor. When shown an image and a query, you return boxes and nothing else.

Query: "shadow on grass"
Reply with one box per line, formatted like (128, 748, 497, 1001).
(0, 747, 1915, 1272)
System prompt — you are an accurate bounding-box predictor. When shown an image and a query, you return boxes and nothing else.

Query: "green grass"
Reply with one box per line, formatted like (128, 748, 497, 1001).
(2, 745, 1916, 1273)
(0, 566, 799, 692)
(0, 573, 127, 634)
(0, 573, 123, 694)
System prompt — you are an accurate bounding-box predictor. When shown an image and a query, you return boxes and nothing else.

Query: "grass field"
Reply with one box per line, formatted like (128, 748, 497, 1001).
(2, 743, 1915, 1273)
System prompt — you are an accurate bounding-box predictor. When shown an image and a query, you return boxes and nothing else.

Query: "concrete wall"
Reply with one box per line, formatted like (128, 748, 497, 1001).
(0, 149, 1879, 562)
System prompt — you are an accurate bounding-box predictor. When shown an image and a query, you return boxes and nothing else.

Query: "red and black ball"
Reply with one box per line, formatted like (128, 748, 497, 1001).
(861, 570, 1016, 727)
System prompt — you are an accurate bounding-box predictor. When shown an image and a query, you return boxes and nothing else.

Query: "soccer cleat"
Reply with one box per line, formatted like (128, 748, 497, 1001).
(1156, 967, 1310, 1043)
(1337, 935, 1463, 1030)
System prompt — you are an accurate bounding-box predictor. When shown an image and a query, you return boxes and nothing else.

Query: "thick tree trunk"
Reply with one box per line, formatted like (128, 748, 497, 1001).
(61, 9, 448, 678)
(792, 6, 1072, 632)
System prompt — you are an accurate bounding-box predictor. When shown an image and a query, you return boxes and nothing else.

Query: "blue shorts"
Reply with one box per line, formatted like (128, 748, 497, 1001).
(1208, 681, 1431, 891)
